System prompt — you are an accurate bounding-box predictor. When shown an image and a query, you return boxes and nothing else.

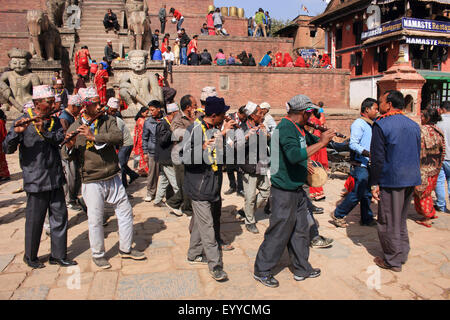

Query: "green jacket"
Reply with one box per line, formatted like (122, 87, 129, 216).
(270, 118, 319, 191)
(255, 12, 265, 25)
(63, 115, 123, 183)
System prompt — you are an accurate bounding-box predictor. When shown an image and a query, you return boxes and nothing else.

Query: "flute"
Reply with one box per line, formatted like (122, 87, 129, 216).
(14, 108, 60, 127)
(306, 121, 347, 139)
(59, 107, 108, 148)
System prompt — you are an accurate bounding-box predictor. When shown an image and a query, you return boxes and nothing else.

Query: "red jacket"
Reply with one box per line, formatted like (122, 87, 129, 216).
(294, 56, 306, 68)
(173, 10, 182, 20)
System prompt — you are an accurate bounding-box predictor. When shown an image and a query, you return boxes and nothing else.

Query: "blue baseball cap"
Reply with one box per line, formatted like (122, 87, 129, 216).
(205, 97, 230, 116)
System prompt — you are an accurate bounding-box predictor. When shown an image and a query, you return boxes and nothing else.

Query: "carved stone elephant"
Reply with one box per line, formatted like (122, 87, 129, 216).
(46, 0, 67, 27)
(27, 10, 62, 61)
(128, 11, 152, 51)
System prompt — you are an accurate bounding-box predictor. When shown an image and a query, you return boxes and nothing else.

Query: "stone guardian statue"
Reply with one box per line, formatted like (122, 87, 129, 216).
(119, 50, 163, 109)
(0, 49, 41, 112)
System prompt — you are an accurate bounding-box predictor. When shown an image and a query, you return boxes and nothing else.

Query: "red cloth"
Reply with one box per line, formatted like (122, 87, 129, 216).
(282, 53, 293, 67)
(187, 39, 198, 55)
(207, 14, 215, 35)
(294, 56, 306, 68)
(158, 76, 164, 87)
(94, 69, 109, 105)
(274, 52, 283, 67)
(414, 175, 439, 218)
(133, 117, 149, 174)
(75, 49, 91, 76)
(161, 38, 169, 54)
(321, 54, 331, 67)
(0, 119, 10, 178)
(309, 114, 328, 198)
(90, 63, 98, 74)
(344, 176, 355, 193)
(173, 9, 182, 20)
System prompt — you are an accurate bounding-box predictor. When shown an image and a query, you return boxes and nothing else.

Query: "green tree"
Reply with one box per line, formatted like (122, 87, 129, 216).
(270, 18, 293, 36)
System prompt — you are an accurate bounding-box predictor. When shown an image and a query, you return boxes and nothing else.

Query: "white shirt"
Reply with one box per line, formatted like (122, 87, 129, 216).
(162, 51, 174, 62)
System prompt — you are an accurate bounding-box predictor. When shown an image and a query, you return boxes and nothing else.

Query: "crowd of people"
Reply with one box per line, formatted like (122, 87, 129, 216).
(2, 76, 449, 287)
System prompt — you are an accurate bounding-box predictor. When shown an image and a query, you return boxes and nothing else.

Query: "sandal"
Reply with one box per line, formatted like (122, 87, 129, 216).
(415, 220, 432, 228)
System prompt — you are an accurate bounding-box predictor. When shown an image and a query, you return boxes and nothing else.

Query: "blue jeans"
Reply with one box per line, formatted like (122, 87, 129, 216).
(177, 17, 184, 31)
(181, 47, 187, 65)
(334, 166, 373, 224)
(118, 145, 139, 188)
(435, 160, 450, 211)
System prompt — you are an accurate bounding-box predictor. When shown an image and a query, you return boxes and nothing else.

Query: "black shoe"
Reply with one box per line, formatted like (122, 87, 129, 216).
(311, 206, 324, 214)
(253, 274, 279, 288)
(246, 223, 259, 234)
(360, 220, 377, 227)
(237, 190, 245, 198)
(210, 266, 228, 281)
(77, 198, 87, 213)
(49, 256, 78, 267)
(236, 209, 246, 221)
(224, 188, 236, 195)
(154, 201, 166, 208)
(129, 174, 139, 185)
(293, 268, 321, 281)
(23, 255, 44, 269)
(264, 202, 271, 215)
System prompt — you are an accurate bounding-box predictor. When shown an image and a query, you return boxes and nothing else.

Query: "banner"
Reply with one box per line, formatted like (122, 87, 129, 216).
(361, 19, 402, 40)
(405, 37, 450, 47)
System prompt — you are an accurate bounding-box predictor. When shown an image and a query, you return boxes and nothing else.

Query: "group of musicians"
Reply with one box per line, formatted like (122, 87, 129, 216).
(2, 83, 421, 287)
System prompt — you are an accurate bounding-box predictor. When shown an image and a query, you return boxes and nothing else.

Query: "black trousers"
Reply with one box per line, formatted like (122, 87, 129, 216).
(118, 145, 139, 188)
(254, 186, 314, 277)
(377, 187, 413, 268)
(25, 188, 68, 260)
(160, 19, 166, 34)
(166, 164, 193, 215)
(226, 165, 243, 192)
(103, 20, 119, 31)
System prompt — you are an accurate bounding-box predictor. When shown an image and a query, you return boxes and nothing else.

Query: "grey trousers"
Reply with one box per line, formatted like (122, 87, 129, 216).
(82, 175, 134, 258)
(155, 164, 179, 204)
(243, 173, 270, 225)
(254, 186, 314, 277)
(377, 187, 413, 268)
(146, 155, 160, 198)
(188, 200, 223, 271)
(62, 158, 81, 204)
(25, 188, 68, 260)
(166, 164, 193, 214)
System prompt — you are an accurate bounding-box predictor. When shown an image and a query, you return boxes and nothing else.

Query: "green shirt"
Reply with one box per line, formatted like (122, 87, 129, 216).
(255, 12, 265, 25)
(270, 118, 319, 191)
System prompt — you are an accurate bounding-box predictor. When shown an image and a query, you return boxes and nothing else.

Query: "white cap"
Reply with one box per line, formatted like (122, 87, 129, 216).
(166, 103, 179, 113)
(260, 102, 271, 111)
(56, 79, 63, 85)
(32, 85, 55, 100)
(244, 101, 258, 117)
(107, 97, 120, 109)
(107, 39, 112, 43)
(200, 86, 217, 101)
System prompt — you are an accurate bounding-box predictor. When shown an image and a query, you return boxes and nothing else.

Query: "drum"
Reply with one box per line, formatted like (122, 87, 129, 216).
(307, 161, 328, 188)
(237, 8, 245, 18)
(229, 7, 238, 17)
(221, 7, 229, 16)
(208, 5, 215, 13)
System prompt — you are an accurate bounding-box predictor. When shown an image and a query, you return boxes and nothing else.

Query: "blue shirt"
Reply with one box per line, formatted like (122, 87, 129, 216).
(349, 118, 372, 167)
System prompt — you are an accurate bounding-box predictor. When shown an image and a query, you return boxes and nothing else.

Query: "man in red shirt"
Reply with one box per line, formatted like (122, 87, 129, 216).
(170, 7, 184, 31)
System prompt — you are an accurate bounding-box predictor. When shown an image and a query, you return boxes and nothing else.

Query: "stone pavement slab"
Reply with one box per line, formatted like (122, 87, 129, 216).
(1, 153, 449, 300)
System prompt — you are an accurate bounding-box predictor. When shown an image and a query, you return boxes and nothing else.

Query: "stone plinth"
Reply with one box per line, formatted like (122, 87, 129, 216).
(377, 60, 426, 115)
(111, 59, 165, 117)
(30, 59, 62, 86)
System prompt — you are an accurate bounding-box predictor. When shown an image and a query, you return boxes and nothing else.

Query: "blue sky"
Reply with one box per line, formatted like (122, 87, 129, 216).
(214, 0, 329, 21)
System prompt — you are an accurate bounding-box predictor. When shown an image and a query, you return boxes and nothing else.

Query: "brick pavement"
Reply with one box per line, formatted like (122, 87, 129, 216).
(0, 153, 449, 300)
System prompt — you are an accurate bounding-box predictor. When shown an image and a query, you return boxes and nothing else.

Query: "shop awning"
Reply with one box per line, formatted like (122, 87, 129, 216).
(417, 70, 450, 80)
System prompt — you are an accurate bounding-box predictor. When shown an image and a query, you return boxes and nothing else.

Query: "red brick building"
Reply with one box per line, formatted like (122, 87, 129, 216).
(311, 0, 450, 111)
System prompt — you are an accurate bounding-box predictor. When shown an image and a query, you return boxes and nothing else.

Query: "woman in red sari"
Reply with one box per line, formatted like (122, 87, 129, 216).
(282, 52, 293, 67)
(274, 51, 283, 67)
(414, 107, 445, 227)
(74, 46, 91, 77)
(320, 53, 331, 68)
(307, 103, 329, 201)
(133, 107, 150, 176)
(94, 64, 109, 106)
(161, 33, 170, 54)
(206, 11, 215, 35)
(0, 109, 10, 182)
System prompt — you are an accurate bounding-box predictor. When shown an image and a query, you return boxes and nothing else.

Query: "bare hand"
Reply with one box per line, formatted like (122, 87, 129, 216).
(64, 132, 77, 149)
(77, 124, 95, 141)
(222, 119, 237, 133)
(307, 161, 315, 174)
(203, 138, 215, 150)
(143, 154, 149, 163)
(371, 186, 380, 201)
(14, 119, 30, 133)
(319, 129, 335, 146)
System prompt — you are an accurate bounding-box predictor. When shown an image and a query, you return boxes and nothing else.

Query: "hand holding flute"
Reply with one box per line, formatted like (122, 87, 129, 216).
(306, 121, 347, 139)
(13, 108, 60, 133)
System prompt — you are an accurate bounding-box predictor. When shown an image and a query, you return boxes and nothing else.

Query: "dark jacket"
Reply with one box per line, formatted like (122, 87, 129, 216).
(155, 117, 174, 165)
(142, 116, 161, 156)
(237, 121, 270, 175)
(3, 114, 65, 193)
(200, 52, 212, 65)
(104, 45, 118, 61)
(183, 117, 223, 202)
(248, 55, 256, 66)
(180, 33, 190, 48)
(103, 13, 118, 23)
(151, 34, 159, 49)
(370, 114, 421, 188)
(63, 115, 123, 183)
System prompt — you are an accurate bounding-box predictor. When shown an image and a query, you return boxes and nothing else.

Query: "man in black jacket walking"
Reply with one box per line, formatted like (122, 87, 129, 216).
(183, 97, 237, 282)
(179, 29, 190, 65)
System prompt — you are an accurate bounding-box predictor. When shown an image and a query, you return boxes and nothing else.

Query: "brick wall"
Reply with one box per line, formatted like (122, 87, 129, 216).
(148, 14, 248, 37)
(170, 66, 350, 110)
(146, 0, 214, 16)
